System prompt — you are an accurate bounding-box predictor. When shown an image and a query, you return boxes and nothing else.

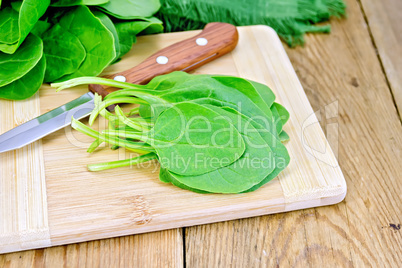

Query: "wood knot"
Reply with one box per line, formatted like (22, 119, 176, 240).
(350, 77, 359, 87)
(123, 195, 152, 225)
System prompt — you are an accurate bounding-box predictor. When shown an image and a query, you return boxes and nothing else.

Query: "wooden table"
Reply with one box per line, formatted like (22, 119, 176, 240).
(1, 0, 401, 266)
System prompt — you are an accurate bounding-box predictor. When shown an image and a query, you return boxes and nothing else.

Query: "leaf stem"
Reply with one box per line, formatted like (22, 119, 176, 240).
(71, 117, 154, 154)
(51, 77, 145, 91)
(87, 153, 158, 171)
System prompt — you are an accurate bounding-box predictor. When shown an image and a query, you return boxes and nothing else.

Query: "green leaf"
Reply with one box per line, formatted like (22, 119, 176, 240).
(30, 20, 52, 37)
(273, 102, 289, 126)
(114, 17, 163, 59)
(42, 24, 86, 82)
(0, 54, 46, 100)
(0, 7, 20, 44)
(248, 80, 276, 108)
(98, 0, 160, 19)
(168, 106, 276, 193)
(50, 0, 109, 7)
(159, 167, 210, 194)
(0, 34, 43, 87)
(162, 107, 290, 193)
(279, 130, 290, 142)
(56, 5, 116, 81)
(91, 10, 121, 62)
(0, 0, 50, 54)
(52, 72, 291, 193)
(148, 102, 245, 176)
(234, 109, 290, 193)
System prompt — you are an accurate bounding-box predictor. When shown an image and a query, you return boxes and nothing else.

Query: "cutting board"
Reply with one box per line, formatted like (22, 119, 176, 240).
(0, 26, 346, 254)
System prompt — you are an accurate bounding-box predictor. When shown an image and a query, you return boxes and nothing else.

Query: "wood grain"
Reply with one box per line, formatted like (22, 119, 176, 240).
(359, 0, 402, 118)
(0, 93, 50, 253)
(185, 0, 402, 266)
(0, 23, 346, 255)
(2, 0, 401, 265)
(0, 230, 183, 268)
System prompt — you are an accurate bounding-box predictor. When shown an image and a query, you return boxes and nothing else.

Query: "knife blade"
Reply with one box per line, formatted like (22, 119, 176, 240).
(0, 23, 238, 153)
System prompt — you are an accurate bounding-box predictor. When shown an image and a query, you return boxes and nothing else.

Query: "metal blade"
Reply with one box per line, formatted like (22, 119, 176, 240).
(0, 92, 95, 153)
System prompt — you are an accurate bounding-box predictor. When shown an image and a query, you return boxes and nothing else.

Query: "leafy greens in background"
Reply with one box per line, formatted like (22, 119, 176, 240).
(52, 72, 291, 194)
(156, 0, 346, 47)
(0, 0, 163, 100)
(0, 0, 50, 54)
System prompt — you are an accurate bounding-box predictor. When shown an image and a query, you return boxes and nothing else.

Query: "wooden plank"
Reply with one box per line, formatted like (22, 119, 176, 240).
(185, 0, 402, 266)
(360, 0, 402, 118)
(0, 230, 184, 267)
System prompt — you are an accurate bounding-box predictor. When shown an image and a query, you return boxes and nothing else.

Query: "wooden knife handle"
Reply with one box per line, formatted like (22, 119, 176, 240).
(88, 22, 239, 98)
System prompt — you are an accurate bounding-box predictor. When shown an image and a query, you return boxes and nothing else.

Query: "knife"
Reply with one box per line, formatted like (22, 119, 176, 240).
(0, 23, 238, 153)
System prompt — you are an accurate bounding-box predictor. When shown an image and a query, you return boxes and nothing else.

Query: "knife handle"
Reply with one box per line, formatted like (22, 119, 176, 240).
(88, 22, 238, 98)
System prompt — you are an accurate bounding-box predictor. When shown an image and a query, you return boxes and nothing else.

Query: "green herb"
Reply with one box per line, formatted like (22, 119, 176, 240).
(0, 0, 50, 54)
(0, 34, 43, 87)
(50, 0, 109, 7)
(106, 102, 246, 176)
(0, 0, 163, 100)
(156, 0, 346, 46)
(114, 17, 163, 60)
(0, 55, 46, 100)
(98, 0, 161, 19)
(56, 6, 116, 80)
(41, 24, 86, 82)
(165, 105, 275, 193)
(52, 72, 291, 194)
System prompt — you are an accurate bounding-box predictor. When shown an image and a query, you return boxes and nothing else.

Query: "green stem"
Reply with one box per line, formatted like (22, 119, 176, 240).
(72, 118, 154, 154)
(89, 96, 147, 126)
(87, 153, 158, 171)
(115, 105, 149, 132)
(128, 106, 140, 116)
(102, 130, 151, 144)
(87, 139, 102, 153)
(51, 77, 145, 92)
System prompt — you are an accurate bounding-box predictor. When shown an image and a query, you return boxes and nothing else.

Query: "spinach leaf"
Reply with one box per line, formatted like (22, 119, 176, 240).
(52, 73, 291, 194)
(0, 7, 19, 45)
(0, 54, 46, 100)
(42, 24, 86, 82)
(91, 10, 121, 62)
(159, 167, 210, 194)
(105, 72, 276, 132)
(161, 106, 289, 193)
(31, 20, 52, 37)
(270, 102, 290, 140)
(114, 17, 163, 59)
(273, 102, 289, 126)
(0, 0, 50, 54)
(105, 102, 246, 176)
(168, 106, 275, 193)
(0, 34, 43, 87)
(50, 0, 109, 7)
(279, 130, 290, 142)
(56, 5, 116, 81)
(248, 80, 276, 108)
(98, 0, 160, 19)
(147, 102, 245, 175)
(231, 109, 290, 193)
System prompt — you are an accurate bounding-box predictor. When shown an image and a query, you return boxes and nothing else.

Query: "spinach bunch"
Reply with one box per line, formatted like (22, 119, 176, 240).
(0, 0, 162, 100)
(52, 72, 291, 194)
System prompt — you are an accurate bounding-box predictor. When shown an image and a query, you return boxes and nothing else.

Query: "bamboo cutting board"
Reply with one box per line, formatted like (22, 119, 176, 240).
(0, 26, 346, 254)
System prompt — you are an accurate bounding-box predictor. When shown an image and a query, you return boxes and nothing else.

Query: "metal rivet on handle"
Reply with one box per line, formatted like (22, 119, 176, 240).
(114, 75, 126, 82)
(196, 38, 208, 46)
(156, 56, 168, 64)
